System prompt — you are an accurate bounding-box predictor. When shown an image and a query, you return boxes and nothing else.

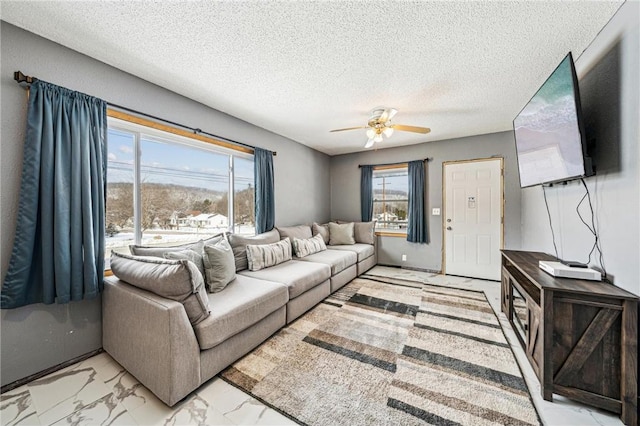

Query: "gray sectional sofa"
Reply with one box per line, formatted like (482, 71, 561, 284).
(102, 222, 376, 406)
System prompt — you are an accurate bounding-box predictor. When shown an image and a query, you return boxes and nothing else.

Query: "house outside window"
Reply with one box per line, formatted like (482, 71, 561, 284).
(372, 166, 408, 234)
(105, 118, 254, 266)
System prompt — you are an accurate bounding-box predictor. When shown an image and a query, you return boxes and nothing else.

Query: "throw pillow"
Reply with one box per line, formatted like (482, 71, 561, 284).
(110, 252, 210, 326)
(276, 225, 312, 241)
(163, 240, 206, 278)
(228, 229, 280, 271)
(292, 234, 327, 258)
(202, 238, 236, 293)
(328, 222, 355, 245)
(312, 222, 330, 244)
(129, 233, 224, 258)
(246, 238, 292, 271)
(354, 221, 376, 245)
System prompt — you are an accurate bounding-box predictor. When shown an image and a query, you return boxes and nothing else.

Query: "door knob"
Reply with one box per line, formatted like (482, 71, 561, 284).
(446, 226, 452, 231)
(447, 219, 451, 222)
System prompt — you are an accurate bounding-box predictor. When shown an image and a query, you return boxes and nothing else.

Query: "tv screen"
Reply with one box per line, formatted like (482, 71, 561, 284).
(513, 53, 591, 188)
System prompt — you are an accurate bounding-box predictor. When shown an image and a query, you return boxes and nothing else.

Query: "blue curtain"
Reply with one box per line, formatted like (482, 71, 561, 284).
(407, 160, 427, 243)
(2, 81, 107, 308)
(254, 147, 275, 234)
(360, 166, 374, 222)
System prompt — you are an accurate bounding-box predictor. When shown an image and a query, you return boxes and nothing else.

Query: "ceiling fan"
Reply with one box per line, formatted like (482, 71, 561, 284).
(330, 107, 431, 148)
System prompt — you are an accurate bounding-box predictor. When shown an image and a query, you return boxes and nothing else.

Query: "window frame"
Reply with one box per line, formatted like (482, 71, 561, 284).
(105, 113, 255, 260)
(372, 164, 409, 237)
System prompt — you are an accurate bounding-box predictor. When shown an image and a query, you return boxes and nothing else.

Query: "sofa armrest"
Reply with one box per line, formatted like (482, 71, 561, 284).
(102, 276, 201, 406)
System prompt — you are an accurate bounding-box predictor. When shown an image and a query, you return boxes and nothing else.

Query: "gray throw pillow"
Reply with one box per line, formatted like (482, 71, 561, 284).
(276, 225, 312, 241)
(202, 238, 236, 293)
(228, 229, 280, 271)
(328, 222, 355, 245)
(163, 241, 206, 278)
(292, 234, 327, 258)
(110, 252, 210, 326)
(312, 222, 330, 244)
(246, 238, 292, 271)
(354, 221, 376, 245)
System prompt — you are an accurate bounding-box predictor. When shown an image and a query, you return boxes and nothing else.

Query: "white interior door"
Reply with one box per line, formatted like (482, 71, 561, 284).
(444, 158, 503, 281)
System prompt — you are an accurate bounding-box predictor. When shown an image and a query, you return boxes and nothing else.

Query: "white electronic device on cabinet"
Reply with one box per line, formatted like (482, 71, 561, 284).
(538, 261, 601, 281)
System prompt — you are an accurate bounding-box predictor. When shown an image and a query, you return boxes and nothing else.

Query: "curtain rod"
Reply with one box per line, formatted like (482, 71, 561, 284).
(358, 158, 432, 168)
(13, 71, 276, 156)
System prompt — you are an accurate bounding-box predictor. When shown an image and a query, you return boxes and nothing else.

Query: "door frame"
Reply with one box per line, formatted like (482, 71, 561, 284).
(441, 157, 505, 277)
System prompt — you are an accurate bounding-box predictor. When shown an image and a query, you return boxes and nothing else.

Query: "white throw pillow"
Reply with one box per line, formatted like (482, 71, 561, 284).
(328, 222, 355, 245)
(292, 234, 327, 258)
(246, 238, 292, 271)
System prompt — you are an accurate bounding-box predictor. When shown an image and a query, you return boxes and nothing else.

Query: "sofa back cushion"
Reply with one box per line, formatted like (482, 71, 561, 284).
(354, 221, 376, 245)
(110, 252, 210, 325)
(129, 233, 224, 257)
(228, 229, 280, 271)
(328, 222, 355, 245)
(276, 225, 312, 241)
(312, 222, 330, 244)
(163, 240, 206, 278)
(246, 238, 292, 271)
(203, 238, 236, 293)
(292, 234, 327, 258)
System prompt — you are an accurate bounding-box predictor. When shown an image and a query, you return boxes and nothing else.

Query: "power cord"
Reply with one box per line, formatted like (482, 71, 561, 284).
(577, 178, 608, 280)
(542, 185, 559, 259)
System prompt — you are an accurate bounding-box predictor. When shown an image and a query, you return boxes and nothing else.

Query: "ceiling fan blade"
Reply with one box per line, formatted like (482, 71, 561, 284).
(364, 138, 376, 148)
(391, 124, 431, 134)
(330, 126, 367, 132)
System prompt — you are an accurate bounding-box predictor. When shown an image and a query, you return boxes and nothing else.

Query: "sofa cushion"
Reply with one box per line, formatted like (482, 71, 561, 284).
(203, 238, 236, 292)
(354, 221, 376, 245)
(228, 229, 280, 271)
(239, 260, 331, 299)
(276, 225, 312, 241)
(246, 238, 292, 271)
(296, 248, 357, 275)
(110, 252, 210, 326)
(292, 234, 326, 258)
(312, 222, 330, 244)
(163, 240, 206, 278)
(328, 222, 355, 245)
(328, 244, 375, 262)
(129, 233, 224, 257)
(193, 275, 288, 350)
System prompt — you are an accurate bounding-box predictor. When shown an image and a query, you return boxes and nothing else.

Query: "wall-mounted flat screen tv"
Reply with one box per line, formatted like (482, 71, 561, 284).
(513, 53, 593, 188)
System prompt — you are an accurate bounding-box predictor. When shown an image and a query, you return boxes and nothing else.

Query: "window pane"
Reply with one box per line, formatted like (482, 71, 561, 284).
(373, 169, 409, 232)
(140, 138, 230, 247)
(105, 129, 135, 266)
(234, 157, 255, 235)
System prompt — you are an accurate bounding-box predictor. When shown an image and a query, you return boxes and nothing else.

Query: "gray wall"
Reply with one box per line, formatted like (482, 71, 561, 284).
(330, 131, 522, 271)
(520, 1, 639, 297)
(0, 22, 331, 386)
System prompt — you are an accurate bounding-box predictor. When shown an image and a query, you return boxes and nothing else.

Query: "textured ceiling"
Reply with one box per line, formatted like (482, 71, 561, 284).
(1, 1, 623, 155)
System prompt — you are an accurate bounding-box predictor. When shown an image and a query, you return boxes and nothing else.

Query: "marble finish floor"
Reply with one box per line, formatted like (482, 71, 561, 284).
(1, 266, 624, 426)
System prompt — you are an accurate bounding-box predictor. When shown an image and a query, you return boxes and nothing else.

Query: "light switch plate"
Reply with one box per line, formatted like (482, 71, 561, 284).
(432, 208, 441, 216)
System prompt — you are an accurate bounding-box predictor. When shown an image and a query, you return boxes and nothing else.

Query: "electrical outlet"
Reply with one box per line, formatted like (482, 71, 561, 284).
(432, 208, 441, 216)
(401, 254, 407, 262)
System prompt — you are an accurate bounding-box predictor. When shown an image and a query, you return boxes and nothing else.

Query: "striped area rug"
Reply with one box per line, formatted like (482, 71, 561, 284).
(221, 275, 540, 426)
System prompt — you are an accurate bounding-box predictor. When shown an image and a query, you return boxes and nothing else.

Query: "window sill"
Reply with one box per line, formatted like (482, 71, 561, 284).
(375, 231, 407, 238)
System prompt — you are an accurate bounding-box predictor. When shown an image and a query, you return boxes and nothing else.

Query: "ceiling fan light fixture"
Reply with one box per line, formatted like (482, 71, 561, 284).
(374, 134, 383, 143)
(366, 128, 376, 139)
(382, 127, 394, 138)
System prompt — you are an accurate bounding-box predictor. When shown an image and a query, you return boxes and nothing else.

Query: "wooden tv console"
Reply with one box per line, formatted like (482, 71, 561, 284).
(500, 250, 638, 425)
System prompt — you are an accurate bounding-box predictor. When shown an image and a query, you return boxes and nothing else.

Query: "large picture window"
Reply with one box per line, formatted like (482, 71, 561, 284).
(373, 166, 408, 233)
(105, 119, 255, 265)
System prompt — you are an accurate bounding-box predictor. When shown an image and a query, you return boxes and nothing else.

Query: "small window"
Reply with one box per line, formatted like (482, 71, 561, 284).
(373, 167, 408, 234)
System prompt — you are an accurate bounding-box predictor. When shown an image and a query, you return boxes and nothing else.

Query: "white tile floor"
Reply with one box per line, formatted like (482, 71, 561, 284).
(0, 266, 625, 426)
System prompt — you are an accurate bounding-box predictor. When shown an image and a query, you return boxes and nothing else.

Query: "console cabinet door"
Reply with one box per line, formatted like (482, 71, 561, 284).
(526, 301, 542, 379)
